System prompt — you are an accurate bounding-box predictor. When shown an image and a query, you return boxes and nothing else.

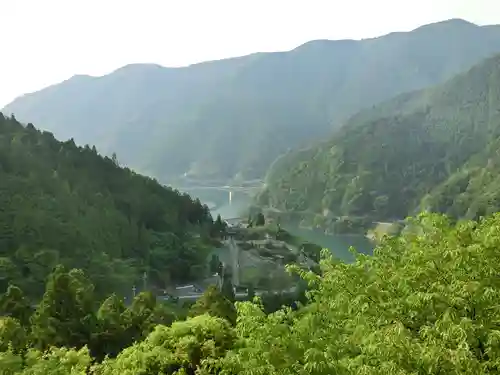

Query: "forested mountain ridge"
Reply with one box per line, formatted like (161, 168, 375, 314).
(5, 19, 500, 182)
(257, 53, 500, 222)
(0, 113, 217, 301)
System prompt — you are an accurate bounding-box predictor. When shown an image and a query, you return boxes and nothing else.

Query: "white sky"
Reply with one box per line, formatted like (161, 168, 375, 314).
(1, 0, 499, 107)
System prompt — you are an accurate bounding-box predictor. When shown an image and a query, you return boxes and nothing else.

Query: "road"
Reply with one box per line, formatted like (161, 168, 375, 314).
(228, 237, 240, 286)
(159, 286, 298, 302)
(265, 207, 405, 225)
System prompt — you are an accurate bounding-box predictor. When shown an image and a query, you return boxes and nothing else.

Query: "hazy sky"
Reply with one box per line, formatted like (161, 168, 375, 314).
(1, 0, 499, 107)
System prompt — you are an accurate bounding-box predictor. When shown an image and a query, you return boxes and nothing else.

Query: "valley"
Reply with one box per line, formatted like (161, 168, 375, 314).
(6, 19, 500, 184)
(3, 12, 500, 374)
(183, 187, 374, 263)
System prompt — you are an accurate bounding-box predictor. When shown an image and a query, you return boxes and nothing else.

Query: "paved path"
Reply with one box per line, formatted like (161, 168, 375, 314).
(159, 286, 297, 302)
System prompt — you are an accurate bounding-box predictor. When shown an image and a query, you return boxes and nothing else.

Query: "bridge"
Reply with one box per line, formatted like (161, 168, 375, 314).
(174, 176, 264, 186)
(173, 183, 265, 205)
(176, 185, 263, 193)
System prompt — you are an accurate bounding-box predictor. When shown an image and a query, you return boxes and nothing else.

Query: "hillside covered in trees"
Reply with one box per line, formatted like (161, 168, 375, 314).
(0, 113, 217, 301)
(2, 212, 500, 374)
(258, 52, 500, 223)
(5, 19, 500, 182)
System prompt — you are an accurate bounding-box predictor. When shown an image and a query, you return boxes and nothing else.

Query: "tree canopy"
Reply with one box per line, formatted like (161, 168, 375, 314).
(0, 113, 217, 301)
(1, 212, 500, 374)
(259, 53, 500, 225)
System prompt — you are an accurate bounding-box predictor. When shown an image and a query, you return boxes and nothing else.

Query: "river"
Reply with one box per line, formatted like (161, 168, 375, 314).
(180, 188, 374, 263)
(281, 224, 373, 262)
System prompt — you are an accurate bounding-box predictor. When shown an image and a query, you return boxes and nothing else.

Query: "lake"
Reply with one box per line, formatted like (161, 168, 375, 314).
(282, 224, 374, 263)
(180, 187, 374, 263)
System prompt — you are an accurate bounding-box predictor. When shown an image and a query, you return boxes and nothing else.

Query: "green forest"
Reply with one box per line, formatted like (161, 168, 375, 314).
(2, 212, 500, 374)
(258, 53, 500, 223)
(4, 18, 500, 375)
(0, 113, 220, 301)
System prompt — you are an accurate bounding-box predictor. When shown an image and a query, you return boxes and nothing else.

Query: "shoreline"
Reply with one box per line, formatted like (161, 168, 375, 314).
(259, 207, 403, 240)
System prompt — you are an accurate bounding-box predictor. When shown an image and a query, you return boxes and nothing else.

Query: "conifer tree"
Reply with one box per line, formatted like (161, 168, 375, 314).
(30, 265, 95, 350)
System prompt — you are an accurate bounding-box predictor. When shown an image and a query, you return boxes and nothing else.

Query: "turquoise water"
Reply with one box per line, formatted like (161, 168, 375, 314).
(182, 188, 374, 263)
(283, 225, 374, 263)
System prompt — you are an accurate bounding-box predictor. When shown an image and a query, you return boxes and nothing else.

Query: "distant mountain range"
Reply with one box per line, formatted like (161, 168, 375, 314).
(4, 18, 500, 183)
(258, 52, 500, 223)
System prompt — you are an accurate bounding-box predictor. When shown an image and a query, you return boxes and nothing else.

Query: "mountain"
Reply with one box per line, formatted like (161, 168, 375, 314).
(0, 113, 217, 300)
(5, 19, 500, 182)
(257, 53, 500, 223)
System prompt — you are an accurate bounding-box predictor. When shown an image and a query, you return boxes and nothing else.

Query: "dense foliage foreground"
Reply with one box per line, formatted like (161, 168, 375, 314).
(1, 212, 500, 374)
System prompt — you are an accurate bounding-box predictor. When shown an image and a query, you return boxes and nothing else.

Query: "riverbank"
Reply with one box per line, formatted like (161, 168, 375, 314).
(259, 207, 367, 234)
(258, 206, 405, 243)
(365, 221, 403, 242)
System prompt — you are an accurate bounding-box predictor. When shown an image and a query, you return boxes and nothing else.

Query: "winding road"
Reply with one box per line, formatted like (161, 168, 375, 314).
(161, 286, 298, 302)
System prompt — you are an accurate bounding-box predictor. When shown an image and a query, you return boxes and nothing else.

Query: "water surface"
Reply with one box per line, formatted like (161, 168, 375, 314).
(181, 188, 374, 263)
(283, 224, 374, 263)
